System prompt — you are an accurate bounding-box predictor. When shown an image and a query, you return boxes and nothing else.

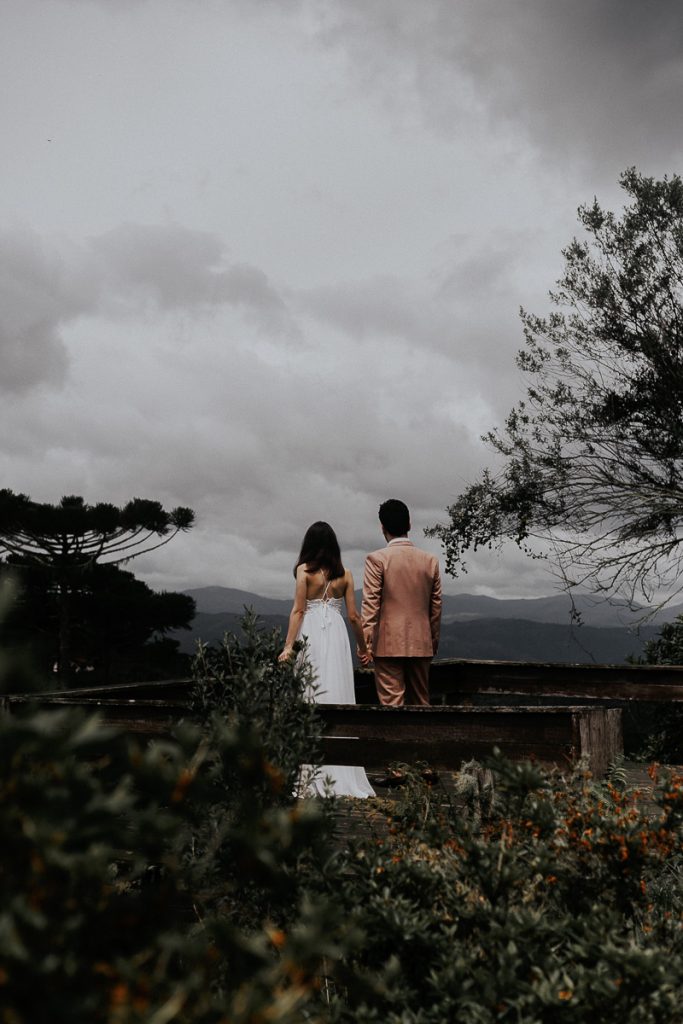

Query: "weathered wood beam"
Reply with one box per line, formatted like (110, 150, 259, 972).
(1, 689, 623, 776)
(354, 660, 683, 703)
(318, 704, 623, 777)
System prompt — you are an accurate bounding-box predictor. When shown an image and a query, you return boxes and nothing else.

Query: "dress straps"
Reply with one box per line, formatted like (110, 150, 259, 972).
(321, 569, 331, 601)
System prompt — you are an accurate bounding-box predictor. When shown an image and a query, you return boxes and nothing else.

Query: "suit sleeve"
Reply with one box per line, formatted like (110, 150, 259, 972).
(361, 552, 383, 650)
(430, 561, 442, 654)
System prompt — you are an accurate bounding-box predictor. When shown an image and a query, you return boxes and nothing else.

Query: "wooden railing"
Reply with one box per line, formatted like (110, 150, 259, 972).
(7, 655, 680, 774)
(356, 658, 683, 704)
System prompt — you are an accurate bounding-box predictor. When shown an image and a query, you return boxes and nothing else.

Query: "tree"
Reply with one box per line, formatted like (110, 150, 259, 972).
(1, 561, 195, 685)
(0, 491, 194, 683)
(429, 169, 683, 608)
(630, 615, 683, 763)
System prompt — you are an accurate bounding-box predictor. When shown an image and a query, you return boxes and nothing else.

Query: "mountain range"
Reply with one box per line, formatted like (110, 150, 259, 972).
(174, 587, 682, 665)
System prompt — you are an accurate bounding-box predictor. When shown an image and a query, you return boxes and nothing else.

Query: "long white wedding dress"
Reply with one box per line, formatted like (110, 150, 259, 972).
(297, 587, 375, 799)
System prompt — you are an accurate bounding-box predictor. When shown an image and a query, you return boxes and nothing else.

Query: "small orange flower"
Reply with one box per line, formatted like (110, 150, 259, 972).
(558, 989, 573, 1001)
(268, 928, 287, 949)
(171, 769, 194, 803)
(263, 759, 285, 793)
(93, 961, 115, 978)
(110, 983, 129, 1008)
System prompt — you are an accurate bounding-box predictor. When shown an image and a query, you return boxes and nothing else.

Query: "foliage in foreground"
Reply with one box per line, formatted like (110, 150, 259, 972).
(2, 617, 683, 1022)
(0, 619, 338, 1024)
(321, 757, 683, 1023)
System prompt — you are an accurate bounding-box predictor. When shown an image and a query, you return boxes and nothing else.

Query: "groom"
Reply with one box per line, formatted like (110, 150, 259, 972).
(360, 498, 442, 706)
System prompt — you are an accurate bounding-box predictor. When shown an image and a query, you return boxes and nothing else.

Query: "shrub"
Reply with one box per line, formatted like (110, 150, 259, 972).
(0, 617, 343, 1023)
(319, 755, 683, 1023)
(631, 615, 683, 763)
(190, 609, 323, 803)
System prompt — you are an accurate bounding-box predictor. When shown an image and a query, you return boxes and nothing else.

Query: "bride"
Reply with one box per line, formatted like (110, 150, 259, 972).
(278, 521, 375, 799)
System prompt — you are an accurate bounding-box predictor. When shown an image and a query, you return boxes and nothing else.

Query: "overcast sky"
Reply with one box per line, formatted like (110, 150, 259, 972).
(2, 0, 683, 599)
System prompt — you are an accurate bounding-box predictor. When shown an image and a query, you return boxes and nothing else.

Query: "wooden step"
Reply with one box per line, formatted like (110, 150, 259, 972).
(318, 704, 622, 777)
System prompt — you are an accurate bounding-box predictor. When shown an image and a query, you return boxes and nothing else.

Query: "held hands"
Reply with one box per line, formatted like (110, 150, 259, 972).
(357, 646, 372, 667)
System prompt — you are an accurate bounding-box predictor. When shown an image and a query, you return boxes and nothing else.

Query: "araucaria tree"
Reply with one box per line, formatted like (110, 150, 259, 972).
(0, 491, 194, 682)
(430, 169, 683, 607)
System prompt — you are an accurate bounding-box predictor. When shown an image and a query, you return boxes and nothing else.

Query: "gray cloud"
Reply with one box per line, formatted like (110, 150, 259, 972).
(0, 228, 83, 393)
(297, 231, 542, 417)
(0, 220, 293, 397)
(313, 0, 683, 171)
(91, 223, 292, 331)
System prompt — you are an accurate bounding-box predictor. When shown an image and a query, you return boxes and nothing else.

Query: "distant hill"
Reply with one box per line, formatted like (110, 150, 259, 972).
(183, 586, 293, 617)
(437, 617, 658, 664)
(175, 586, 671, 665)
(439, 592, 683, 629)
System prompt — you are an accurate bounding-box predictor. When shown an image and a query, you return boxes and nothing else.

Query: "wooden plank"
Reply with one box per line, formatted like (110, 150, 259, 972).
(575, 708, 623, 777)
(353, 661, 683, 703)
(317, 704, 622, 775)
(321, 737, 576, 769)
(12, 656, 683, 706)
(1, 695, 186, 736)
(2, 691, 622, 775)
(2, 678, 193, 702)
(428, 659, 683, 702)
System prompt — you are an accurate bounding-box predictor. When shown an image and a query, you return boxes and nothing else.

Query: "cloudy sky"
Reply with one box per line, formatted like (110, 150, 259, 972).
(2, 0, 683, 600)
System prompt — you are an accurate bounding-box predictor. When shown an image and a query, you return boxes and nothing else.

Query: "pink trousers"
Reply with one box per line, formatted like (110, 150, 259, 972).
(373, 656, 431, 706)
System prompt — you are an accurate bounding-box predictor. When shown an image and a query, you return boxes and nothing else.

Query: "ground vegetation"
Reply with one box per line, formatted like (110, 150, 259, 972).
(2, 617, 683, 1022)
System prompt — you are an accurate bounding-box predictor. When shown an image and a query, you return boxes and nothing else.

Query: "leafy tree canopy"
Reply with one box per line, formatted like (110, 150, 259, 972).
(429, 169, 683, 607)
(0, 490, 194, 568)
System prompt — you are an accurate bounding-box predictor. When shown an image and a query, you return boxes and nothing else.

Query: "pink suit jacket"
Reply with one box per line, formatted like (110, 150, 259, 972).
(361, 539, 442, 658)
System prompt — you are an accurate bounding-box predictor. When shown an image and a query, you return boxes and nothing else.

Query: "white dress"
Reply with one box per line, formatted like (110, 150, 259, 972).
(297, 583, 375, 799)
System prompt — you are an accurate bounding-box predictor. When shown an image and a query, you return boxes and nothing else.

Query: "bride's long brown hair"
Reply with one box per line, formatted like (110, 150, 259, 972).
(294, 521, 345, 580)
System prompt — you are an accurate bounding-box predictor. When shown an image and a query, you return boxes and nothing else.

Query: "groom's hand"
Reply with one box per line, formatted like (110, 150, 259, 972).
(357, 646, 372, 666)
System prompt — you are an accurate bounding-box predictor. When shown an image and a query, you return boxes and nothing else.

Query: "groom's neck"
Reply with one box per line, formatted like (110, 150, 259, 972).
(382, 529, 409, 543)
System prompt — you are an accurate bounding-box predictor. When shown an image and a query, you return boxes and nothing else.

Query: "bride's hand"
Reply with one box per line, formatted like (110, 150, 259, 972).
(278, 646, 294, 663)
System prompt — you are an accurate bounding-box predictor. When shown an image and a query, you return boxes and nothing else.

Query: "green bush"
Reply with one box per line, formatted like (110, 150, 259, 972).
(318, 756, 683, 1023)
(186, 613, 336, 934)
(190, 610, 323, 806)
(630, 614, 683, 763)
(0, 618, 343, 1023)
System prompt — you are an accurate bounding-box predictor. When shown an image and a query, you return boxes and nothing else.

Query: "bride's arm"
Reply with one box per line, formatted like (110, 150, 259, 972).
(278, 566, 307, 661)
(344, 571, 371, 666)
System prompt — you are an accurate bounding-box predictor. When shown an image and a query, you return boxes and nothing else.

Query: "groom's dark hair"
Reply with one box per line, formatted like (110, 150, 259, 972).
(379, 499, 410, 536)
